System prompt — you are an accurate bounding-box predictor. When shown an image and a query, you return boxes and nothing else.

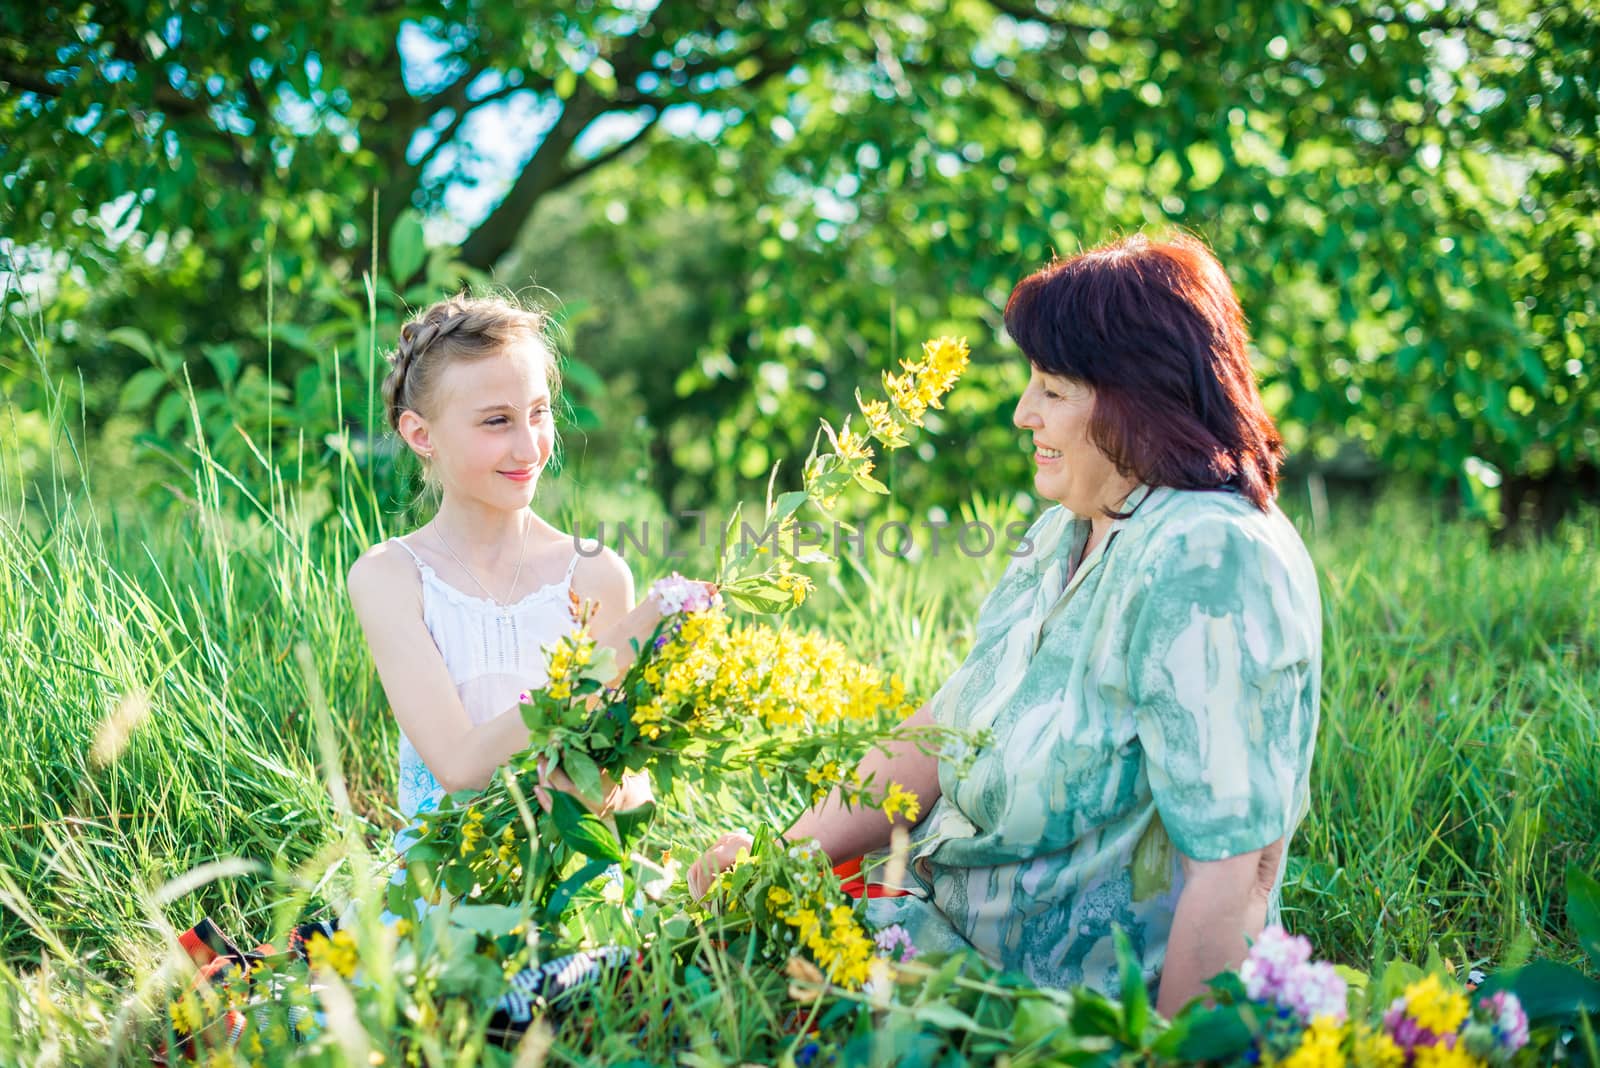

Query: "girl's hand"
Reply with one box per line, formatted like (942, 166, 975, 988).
(533, 756, 653, 818)
(605, 769, 654, 815)
(630, 577, 719, 639)
(688, 831, 755, 899)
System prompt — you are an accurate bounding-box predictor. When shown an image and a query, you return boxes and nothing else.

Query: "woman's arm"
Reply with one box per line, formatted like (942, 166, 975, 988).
(688, 704, 943, 897)
(1154, 838, 1283, 1017)
(788, 703, 942, 860)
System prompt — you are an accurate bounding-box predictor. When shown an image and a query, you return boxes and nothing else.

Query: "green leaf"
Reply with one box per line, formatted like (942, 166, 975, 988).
(1166, 1006, 1253, 1060)
(119, 367, 168, 411)
(910, 1003, 982, 1033)
(107, 326, 155, 362)
(1483, 960, 1600, 1022)
(155, 390, 189, 438)
(1113, 926, 1149, 1042)
(203, 342, 240, 387)
(562, 356, 605, 398)
(1069, 987, 1125, 1038)
(448, 904, 530, 940)
(1568, 865, 1600, 973)
(772, 490, 810, 521)
(545, 857, 614, 920)
(561, 748, 604, 807)
(852, 470, 889, 494)
(548, 788, 622, 863)
(613, 800, 656, 852)
(388, 209, 426, 283)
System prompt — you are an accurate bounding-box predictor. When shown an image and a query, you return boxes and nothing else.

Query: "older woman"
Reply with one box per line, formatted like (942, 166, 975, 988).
(693, 233, 1321, 1014)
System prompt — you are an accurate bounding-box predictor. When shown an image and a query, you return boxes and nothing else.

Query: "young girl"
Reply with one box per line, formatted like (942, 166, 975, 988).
(164, 296, 699, 1057)
(348, 293, 694, 847)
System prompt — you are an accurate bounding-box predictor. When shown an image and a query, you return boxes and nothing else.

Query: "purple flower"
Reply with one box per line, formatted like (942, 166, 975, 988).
(1239, 926, 1313, 1002)
(873, 924, 917, 963)
(1384, 997, 1442, 1051)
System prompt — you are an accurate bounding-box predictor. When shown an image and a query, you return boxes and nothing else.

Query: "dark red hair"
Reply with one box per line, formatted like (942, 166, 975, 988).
(1003, 232, 1283, 512)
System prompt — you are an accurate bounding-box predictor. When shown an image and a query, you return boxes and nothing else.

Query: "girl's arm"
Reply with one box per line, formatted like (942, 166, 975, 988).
(347, 542, 668, 797)
(688, 704, 943, 897)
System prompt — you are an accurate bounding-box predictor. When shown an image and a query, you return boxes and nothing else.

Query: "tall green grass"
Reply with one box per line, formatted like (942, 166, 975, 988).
(1, 358, 1596, 1061)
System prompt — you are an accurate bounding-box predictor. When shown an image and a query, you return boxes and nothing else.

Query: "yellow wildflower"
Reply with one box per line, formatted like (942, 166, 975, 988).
(1412, 1044, 1482, 1068)
(766, 886, 793, 908)
(1281, 1015, 1348, 1068)
(1402, 975, 1470, 1036)
(169, 994, 203, 1035)
(306, 929, 359, 980)
(860, 398, 907, 447)
(881, 782, 920, 823)
(497, 823, 519, 867)
(1352, 1025, 1405, 1068)
(832, 423, 874, 462)
(459, 807, 486, 857)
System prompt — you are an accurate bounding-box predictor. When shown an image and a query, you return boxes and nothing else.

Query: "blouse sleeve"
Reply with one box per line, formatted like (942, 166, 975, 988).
(1125, 514, 1320, 862)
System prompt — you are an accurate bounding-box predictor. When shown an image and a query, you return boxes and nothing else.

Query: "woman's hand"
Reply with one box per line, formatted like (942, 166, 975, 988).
(687, 831, 755, 899)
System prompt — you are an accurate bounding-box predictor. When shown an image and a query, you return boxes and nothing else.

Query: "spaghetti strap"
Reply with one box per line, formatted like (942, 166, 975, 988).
(391, 537, 428, 570)
(563, 542, 586, 583)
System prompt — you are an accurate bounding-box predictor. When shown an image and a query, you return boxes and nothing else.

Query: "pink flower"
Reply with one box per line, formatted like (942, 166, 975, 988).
(1239, 926, 1313, 1002)
(1480, 991, 1529, 1052)
(649, 573, 719, 615)
(1278, 961, 1348, 1024)
(873, 924, 916, 963)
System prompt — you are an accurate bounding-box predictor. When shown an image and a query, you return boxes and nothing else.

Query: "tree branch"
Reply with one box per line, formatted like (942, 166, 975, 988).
(457, 86, 606, 270)
(561, 108, 663, 185)
(0, 62, 58, 96)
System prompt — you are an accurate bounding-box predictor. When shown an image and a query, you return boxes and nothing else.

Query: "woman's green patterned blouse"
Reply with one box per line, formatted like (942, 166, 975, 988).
(867, 484, 1322, 992)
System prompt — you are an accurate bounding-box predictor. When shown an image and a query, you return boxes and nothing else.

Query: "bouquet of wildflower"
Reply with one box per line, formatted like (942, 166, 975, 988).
(1165, 926, 1533, 1067)
(395, 600, 940, 936)
(1371, 975, 1530, 1067)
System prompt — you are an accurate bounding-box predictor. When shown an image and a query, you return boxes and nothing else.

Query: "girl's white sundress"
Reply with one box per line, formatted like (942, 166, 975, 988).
(387, 536, 584, 850)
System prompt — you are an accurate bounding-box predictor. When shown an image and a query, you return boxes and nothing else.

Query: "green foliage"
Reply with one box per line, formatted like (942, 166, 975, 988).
(7, 2, 1598, 523)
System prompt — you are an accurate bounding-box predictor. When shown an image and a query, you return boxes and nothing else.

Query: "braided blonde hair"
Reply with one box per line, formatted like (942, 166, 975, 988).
(382, 293, 560, 436)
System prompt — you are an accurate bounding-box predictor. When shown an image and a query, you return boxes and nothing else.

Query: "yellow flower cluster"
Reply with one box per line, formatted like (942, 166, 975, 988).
(458, 807, 486, 858)
(859, 398, 905, 448)
(1352, 1025, 1405, 1068)
(1412, 1043, 1483, 1068)
(544, 630, 595, 701)
(496, 823, 518, 868)
(168, 990, 209, 1035)
(1401, 975, 1470, 1036)
(803, 760, 864, 805)
(633, 609, 916, 742)
(305, 929, 359, 980)
(1281, 1016, 1347, 1068)
(766, 885, 876, 988)
(880, 336, 970, 431)
(881, 782, 921, 823)
(774, 569, 814, 607)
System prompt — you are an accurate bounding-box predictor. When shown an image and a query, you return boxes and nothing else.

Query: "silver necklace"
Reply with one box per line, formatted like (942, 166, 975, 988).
(431, 519, 530, 607)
